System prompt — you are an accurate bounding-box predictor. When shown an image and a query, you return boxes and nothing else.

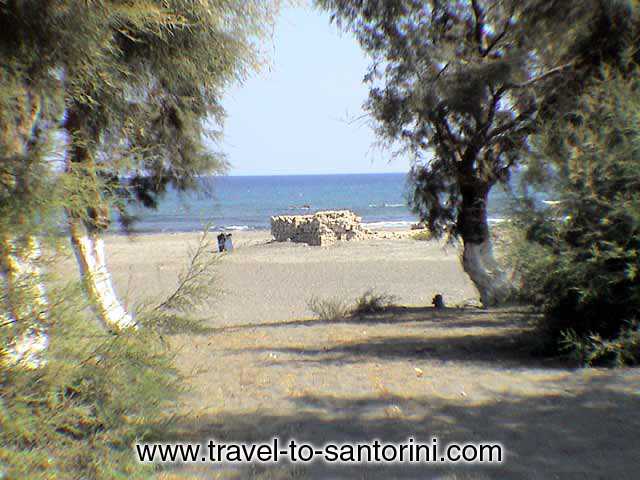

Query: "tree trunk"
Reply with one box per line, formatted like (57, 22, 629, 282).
(1, 91, 48, 368)
(68, 220, 136, 331)
(64, 105, 135, 331)
(458, 182, 512, 307)
(1, 236, 49, 368)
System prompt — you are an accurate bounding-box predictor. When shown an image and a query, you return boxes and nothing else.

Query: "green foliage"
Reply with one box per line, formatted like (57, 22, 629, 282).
(317, 1, 639, 247)
(316, 0, 551, 240)
(1, 287, 175, 479)
(139, 229, 220, 335)
(511, 69, 640, 364)
(412, 230, 433, 242)
(0, 1, 277, 233)
(561, 323, 640, 367)
(0, 0, 273, 475)
(1, 229, 222, 478)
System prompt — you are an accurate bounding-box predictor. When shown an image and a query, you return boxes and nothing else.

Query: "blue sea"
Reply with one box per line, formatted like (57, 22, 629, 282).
(127, 173, 513, 233)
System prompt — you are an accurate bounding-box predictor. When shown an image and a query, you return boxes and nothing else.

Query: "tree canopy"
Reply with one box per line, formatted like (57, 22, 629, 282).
(316, 0, 639, 305)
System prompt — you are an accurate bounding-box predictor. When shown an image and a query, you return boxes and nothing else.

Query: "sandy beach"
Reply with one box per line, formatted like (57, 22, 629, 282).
(103, 230, 477, 327)
(97, 230, 640, 479)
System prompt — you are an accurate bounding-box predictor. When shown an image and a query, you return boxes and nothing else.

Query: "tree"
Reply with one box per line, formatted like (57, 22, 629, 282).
(0, 1, 74, 366)
(314, 0, 619, 306)
(512, 68, 640, 365)
(0, 1, 276, 334)
(510, 2, 640, 364)
(60, 1, 275, 330)
(1, 0, 276, 369)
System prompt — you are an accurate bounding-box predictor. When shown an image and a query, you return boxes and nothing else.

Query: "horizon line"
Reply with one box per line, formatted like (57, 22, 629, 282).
(224, 171, 408, 177)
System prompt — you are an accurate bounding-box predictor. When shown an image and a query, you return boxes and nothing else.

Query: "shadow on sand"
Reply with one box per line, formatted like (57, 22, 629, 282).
(166, 377, 639, 479)
(219, 307, 561, 370)
(208, 306, 532, 333)
(161, 307, 640, 479)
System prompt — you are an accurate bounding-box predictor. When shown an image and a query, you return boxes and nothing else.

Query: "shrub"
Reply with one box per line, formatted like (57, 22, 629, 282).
(351, 290, 396, 316)
(307, 296, 350, 321)
(1, 290, 173, 479)
(412, 230, 433, 242)
(562, 322, 640, 367)
(307, 290, 396, 321)
(1, 230, 218, 478)
(511, 70, 640, 364)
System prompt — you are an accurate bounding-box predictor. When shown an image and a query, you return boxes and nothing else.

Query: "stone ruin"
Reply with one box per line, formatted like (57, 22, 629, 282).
(270, 210, 373, 246)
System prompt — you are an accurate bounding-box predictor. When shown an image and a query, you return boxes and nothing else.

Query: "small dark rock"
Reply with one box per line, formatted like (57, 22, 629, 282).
(432, 294, 445, 310)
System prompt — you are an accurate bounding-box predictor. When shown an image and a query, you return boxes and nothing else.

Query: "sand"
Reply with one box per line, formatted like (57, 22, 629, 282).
(97, 230, 640, 480)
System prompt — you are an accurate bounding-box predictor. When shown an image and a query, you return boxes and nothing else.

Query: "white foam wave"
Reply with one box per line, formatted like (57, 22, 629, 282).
(369, 203, 406, 209)
(224, 225, 250, 231)
(363, 221, 415, 229)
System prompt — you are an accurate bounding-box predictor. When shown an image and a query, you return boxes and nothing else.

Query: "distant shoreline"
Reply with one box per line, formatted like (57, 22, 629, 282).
(224, 172, 410, 178)
(103, 224, 418, 238)
(105, 218, 511, 237)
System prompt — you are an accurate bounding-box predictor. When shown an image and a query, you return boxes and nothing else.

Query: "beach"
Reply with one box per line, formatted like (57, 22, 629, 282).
(103, 229, 476, 326)
(99, 230, 640, 479)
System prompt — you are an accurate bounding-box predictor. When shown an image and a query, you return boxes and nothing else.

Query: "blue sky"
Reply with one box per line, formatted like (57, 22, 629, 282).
(218, 2, 411, 176)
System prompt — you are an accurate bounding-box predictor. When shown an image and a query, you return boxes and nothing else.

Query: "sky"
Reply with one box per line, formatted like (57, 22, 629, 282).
(218, 3, 411, 176)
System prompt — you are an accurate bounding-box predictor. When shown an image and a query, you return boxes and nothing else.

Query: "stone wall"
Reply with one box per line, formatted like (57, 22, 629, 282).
(270, 210, 373, 246)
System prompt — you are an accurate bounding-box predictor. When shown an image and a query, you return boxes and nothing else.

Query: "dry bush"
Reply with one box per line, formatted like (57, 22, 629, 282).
(307, 296, 350, 321)
(351, 290, 396, 316)
(308, 290, 396, 321)
(412, 230, 433, 241)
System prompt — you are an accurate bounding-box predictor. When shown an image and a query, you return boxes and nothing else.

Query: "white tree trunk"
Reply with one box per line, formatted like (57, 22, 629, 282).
(1, 236, 49, 368)
(462, 238, 512, 307)
(1, 91, 48, 368)
(69, 221, 136, 331)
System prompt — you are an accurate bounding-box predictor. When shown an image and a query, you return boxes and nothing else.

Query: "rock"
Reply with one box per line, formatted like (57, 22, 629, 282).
(432, 294, 445, 309)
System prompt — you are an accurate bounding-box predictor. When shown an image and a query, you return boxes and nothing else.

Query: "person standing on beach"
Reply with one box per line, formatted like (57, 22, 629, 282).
(224, 234, 234, 252)
(217, 233, 227, 253)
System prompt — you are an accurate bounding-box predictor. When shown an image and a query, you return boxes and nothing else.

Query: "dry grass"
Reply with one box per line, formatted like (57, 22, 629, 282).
(351, 290, 396, 316)
(306, 296, 350, 321)
(307, 290, 395, 321)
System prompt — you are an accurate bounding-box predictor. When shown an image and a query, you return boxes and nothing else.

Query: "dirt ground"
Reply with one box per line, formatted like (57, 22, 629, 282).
(100, 232, 640, 479)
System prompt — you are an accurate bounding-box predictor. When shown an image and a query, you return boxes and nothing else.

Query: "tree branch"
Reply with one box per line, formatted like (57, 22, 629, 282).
(483, 3, 516, 58)
(432, 108, 463, 162)
(435, 62, 449, 81)
(507, 62, 575, 89)
(487, 112, 529, 139)
(471, 0, 486, 56)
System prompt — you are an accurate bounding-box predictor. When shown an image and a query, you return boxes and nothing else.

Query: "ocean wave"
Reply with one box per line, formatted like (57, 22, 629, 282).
(223, 225, 251, 231)
(368, 203, 406, 208)
(363, 221, 415, 229)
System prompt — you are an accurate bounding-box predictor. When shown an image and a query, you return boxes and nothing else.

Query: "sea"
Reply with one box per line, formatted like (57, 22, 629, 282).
(126, 173, 515, 234)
